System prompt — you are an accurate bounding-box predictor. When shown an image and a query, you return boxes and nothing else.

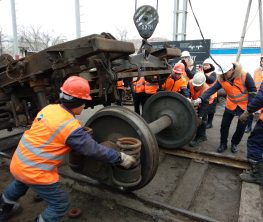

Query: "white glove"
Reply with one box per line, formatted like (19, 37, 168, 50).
(120, 152, 136, 169)
(187, 98, 191, 103)
(192, 98, 202, 106)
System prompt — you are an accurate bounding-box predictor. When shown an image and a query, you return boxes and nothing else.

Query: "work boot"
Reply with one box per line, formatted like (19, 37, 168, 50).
(206, 122, 213, 129)
(217, 143, 227, 153)
(0, 194, 21, 221)
(240, 161, 263, 185)
(33, 214, 46, 222)
(231, 144, 238, 153)
(189, 135, 207, 147)
(245, 125, 252, 133)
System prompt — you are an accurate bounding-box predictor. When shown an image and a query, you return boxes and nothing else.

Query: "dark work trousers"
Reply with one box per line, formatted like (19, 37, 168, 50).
(247, 120, 263, 162)
(116, 89, 124, 106)
(206, 99, 217, 124)
(220, 106, 248, 145)
(246, 114, 254, 129)
(196, 115, 208, 138)
(195, 104, 210, 139)
(132, 92, 147, 115)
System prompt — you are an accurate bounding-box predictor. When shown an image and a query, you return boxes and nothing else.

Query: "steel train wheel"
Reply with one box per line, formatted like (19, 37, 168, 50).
(85, 106, 159, 191)
(142, 91, 197, 149)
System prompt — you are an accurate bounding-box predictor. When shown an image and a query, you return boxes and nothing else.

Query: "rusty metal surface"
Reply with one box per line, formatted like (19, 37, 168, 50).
(0, 32, 179, 131)
(77, 106, 159, 191)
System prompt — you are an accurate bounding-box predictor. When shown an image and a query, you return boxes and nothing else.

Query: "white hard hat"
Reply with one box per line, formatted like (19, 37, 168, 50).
(181, 51, 191, 57)
(217, 63, 233, 74)
(203, 58, 214, 65)
(193, 72, 206, 86)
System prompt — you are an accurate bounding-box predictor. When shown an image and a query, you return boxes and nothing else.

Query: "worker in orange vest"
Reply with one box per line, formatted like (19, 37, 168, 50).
(180, 50, 195, 82)
(188, 72, 215, 147)
(202, 58, 218, 129)
(0, 76, 136, 222)
(192, 62, 257, 153)
(239, 82, 263, 185)
(162, 63, 190, 98)
(116, 80, 124, 105)
(245, 55, 263, 133)
(131, 77, 146, 115)
(144, 75, 159, 100)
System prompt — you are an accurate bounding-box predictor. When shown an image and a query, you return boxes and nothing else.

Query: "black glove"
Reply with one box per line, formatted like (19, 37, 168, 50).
(181, 59, 187, 67)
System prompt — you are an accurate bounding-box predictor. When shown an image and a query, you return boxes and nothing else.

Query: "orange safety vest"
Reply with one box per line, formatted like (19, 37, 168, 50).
(162, 75, 187, 92)
(253, 68, 263, 91)
(145, 77, 159, 94)
(132, 77, 145, 93)
(10, 104, 81, 184)
(117, 80, 124, 90)
(260, 109, 263, 121)
(220, 72, 248, 111)
(189, 80, 214, 104)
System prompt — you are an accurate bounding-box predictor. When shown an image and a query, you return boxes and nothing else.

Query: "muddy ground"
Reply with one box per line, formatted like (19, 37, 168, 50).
(0, 101, 253, 222)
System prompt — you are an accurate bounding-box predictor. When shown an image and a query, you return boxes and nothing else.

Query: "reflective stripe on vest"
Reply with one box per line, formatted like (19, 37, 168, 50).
(220, 72, 248, 110)
(15, 116, 75, 171)
(10, 104, 81, 184)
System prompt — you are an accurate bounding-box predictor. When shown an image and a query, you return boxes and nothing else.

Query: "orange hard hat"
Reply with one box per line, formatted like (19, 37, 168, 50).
(60, 76, 92, 100)
(173, 63, 185, 74)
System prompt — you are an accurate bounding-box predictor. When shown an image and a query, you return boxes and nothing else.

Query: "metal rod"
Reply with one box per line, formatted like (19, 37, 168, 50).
(236, 0, 252, 62)
(10, 0, 18, 57)
(148, 115, 172, 134)
(75, 0, 81, 38)
(259, 0, 263, 53)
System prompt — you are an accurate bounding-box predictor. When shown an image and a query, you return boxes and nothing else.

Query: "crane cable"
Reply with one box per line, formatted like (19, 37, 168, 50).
(135, 0, 159, 11)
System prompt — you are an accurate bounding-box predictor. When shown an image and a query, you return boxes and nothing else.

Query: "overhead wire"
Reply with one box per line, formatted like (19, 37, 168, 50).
(187, 0, 225, 72)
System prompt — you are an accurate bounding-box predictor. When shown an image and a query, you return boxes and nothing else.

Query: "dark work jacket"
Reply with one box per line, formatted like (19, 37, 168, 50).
(62, 105, 120, 165)
(247, 82, 263, 113)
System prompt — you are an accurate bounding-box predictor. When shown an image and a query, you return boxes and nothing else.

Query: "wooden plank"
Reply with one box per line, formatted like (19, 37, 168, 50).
(167, 161, 208, 209)
(238, 182, 263, 222)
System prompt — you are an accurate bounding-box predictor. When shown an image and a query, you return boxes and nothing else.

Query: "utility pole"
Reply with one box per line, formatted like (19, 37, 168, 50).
(173, 0, 188, 41)
(75, 0, 81, 38)
(236, 0, 263, 62)
(10, 0, 18, 57)
(259, 0, 263, 54)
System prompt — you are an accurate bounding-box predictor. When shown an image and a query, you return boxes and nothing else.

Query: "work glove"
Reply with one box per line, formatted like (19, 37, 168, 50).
(120, 152, 136, 169)
(181, 59, 187, 68)
(239, 110, 252, 124)
(191, 98, 202, 107)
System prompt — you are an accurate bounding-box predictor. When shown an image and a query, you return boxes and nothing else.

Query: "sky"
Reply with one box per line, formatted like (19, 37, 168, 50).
(0, 0, 262, 43)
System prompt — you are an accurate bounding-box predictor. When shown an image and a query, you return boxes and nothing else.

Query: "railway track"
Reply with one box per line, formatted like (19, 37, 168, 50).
(59, 147, 262, 222)
(0, 105, 262, 222)
(0, 132, 262, 222)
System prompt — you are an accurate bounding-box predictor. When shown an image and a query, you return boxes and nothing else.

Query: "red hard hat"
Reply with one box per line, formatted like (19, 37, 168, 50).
(60, 76, 92, 100)
(173, 63, 185, 74)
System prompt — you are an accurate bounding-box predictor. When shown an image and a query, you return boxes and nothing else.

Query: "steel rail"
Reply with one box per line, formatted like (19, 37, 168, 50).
(59, 166, 220, 222)
(164, 148, 250, 170)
